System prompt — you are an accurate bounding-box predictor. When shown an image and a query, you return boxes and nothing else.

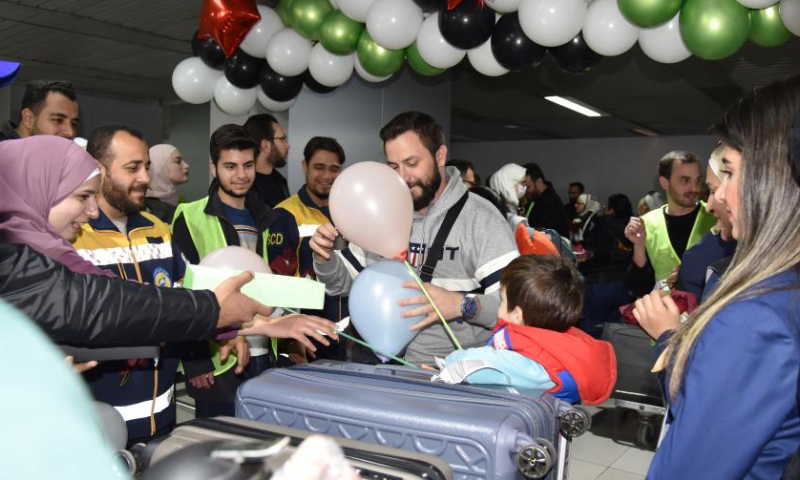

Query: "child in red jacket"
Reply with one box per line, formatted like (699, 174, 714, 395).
(442, 255, 617, 405)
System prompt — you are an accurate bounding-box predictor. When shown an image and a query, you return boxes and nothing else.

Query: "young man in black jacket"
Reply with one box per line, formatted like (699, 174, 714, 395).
(522, 163, 570, 238)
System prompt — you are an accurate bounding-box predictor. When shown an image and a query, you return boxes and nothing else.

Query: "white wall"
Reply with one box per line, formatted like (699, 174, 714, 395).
(450, 135, 717, 208)
(162, 103, 211, 203)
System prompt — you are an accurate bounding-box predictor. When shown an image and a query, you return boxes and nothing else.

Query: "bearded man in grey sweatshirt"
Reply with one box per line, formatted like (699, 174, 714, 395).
(310, 111, 519, 365)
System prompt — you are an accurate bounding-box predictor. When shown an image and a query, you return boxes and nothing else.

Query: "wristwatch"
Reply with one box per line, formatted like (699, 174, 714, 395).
(461, 294, 480, 319)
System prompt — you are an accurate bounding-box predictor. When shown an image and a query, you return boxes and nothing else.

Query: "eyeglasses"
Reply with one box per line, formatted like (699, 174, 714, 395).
(273, 135, 288, 143)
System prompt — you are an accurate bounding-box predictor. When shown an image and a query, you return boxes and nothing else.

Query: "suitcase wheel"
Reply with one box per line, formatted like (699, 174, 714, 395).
(559, 408, 591, 439)
(517, 439, 554, 479)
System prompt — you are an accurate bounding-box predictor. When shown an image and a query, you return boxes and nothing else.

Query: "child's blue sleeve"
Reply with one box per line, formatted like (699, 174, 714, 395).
(446, 347, 556, 391)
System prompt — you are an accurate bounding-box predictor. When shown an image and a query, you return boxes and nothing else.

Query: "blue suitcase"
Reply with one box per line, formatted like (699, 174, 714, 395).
(235, 361, 590, 480)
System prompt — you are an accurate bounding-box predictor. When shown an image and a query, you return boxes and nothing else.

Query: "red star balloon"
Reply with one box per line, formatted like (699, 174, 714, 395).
(447, 0, 483, 9)
(197, 0, 261, 58)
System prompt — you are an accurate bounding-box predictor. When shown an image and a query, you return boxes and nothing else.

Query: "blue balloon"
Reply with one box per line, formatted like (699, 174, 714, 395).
(348, 260, 425, 357)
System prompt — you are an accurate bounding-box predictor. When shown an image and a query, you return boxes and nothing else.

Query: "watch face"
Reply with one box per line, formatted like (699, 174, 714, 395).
(463, 296, 479, 317)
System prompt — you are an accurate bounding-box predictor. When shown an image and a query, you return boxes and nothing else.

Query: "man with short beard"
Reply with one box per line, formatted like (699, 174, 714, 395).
(625, 150, 717, 296)
(243, 113, 290, 208)
(310, 112, 519, 366)
(73, 125, 200, 446)
(268, 136, 348, 361)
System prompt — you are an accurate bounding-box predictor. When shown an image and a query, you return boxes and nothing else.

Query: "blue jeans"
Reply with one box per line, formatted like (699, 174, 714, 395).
(580, 281, 631, 338)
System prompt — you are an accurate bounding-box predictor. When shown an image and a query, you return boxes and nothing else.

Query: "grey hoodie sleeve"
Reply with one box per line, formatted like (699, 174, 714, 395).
(313, 243, 376, 296)
(313, 252, 352, 296)
(473, 290, 502, 328)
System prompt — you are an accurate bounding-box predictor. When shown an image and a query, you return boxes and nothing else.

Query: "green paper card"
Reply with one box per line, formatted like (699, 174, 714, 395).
(183, 264, 325, 310)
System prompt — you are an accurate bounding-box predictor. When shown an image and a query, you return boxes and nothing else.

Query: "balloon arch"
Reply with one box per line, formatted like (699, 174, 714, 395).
(172, 0, 800, 115)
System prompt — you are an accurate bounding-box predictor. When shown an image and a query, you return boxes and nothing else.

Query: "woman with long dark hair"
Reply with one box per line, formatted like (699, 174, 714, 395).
(635, 75, 800, 478)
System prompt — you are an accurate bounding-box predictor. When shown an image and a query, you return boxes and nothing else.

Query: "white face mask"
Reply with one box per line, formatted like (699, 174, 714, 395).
(516, 183, 527, 198)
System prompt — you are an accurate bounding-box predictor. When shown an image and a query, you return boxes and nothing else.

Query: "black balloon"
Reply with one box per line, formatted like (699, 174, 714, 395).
(303, 71, 337, 94)
(549, 33, 602, 74)
(490, 12, 546, 72)
(224, 49, 265, 89)
(191, 30, 204, 57)
(195, 36, 227, 70)
(438, 0, 496, 50)
(413, 0, 447, 13)
(259, 63, 302, 102)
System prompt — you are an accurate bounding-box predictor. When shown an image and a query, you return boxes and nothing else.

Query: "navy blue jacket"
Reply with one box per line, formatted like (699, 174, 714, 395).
(649, 268, 800, 479)
(675, 231, 736, 300)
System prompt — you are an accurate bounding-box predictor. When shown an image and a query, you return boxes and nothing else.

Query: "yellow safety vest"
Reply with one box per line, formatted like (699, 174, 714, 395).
(643, 203, 716, 283)
(173, 197, 275, 375)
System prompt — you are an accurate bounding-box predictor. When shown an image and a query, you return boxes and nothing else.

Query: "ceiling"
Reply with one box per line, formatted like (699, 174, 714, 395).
(2, 0, 798, 141)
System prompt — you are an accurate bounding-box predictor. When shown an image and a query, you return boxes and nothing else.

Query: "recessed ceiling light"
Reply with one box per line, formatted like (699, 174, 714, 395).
(504, 124, 520, 129)
(544, 96, 608, 118)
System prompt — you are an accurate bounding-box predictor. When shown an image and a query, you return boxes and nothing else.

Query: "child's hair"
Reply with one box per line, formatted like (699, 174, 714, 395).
(500, 255, 584, 331)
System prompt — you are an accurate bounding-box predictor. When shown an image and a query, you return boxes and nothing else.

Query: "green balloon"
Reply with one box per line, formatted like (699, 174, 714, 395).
(357, 30, 405, 77)
(319, 10, 364, 55)
(405, 41, 446, 77)
(618, 0, 683, 28)
(749, 5, 792, 47)
(680, 0, 751, 60)
(290, 0, 333, 41)
(275, 0, 296, 28)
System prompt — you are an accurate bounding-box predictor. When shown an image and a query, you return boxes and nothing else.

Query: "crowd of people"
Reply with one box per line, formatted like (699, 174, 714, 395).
(0, 73, 799, 479)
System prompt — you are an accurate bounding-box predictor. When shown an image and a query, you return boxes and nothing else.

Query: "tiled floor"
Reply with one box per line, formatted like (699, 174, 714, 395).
(175, 387, 658, 480)
(568, 403, 659, 480)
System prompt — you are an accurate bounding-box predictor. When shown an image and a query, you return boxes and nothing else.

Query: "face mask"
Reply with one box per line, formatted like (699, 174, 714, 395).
(516, 184, 527, 198)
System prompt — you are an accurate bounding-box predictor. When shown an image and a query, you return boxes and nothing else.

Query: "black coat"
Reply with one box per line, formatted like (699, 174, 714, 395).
(0, 243, 219, 344)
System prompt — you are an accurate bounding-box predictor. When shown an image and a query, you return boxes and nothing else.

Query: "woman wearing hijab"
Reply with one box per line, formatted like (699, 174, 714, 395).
(488, 163, 529, 230)
(635, 75, 800, 478)
(145, 144, 189, 223)
(0, 135, 112, 277)
(571, 193, 603, 245)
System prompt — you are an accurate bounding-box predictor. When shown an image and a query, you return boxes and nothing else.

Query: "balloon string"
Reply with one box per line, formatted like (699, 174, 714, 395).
(282, 308, 422, 370)
(335, 330, 421, 370)
(403, 260, 463, 350)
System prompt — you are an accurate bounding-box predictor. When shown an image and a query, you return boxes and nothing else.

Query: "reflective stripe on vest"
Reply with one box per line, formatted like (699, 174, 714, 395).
(115, 385, 174, 423)
(643, 203, 717, 282)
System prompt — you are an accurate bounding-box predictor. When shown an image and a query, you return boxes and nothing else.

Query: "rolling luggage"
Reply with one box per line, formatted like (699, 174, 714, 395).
(601, 323, 667, 448)
(136, 416, 452, 480)
(235, 362, 590, 480)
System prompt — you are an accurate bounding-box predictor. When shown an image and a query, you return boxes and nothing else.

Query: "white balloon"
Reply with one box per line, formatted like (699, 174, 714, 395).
(329, 0, 338, 8)
(240, 6, 284, 58)
(354, 56, 394, 82)
(308, 43, 355, 87)
(639, 13, 691, 64)
(338, 0, 376, 22)
(257, 89, 297, 112)
(484, 0, 522, 13)
(172, 57, 222, 104)
(366, 0, 424, 50)
(266, 28, 313, 77)
(518, 0, 586, 47)
(415, 13, 466, 68)
(214, 77, 258, 115)
(780, 0, 800, 36)
(737, 0, 778, 7)
(467, 38, 509, 77)
(582, 0, 639, 56)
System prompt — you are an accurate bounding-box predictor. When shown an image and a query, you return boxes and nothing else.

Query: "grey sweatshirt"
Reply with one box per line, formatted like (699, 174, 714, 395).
(314, 167, 519, 365)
